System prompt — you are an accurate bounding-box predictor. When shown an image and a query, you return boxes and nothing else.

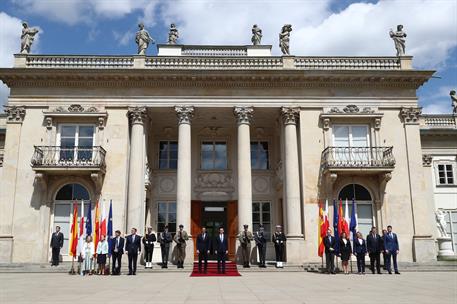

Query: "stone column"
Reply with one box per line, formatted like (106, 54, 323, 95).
(127, 107, 147, 233)
(234, 106, 254, 231)
(400, 107, 436, 262)
(0, 106, 26, 263)
(281, 107, 304, 264)
(175, 106, 194, 264)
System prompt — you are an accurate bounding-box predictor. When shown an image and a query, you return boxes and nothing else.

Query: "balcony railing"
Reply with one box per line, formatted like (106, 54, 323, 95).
(421, 114, 456, 128)
(322, 146, 395, 170)
(31, 146, 106, 170)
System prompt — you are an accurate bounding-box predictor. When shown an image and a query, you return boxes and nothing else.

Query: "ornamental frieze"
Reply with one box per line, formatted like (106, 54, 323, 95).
(4, 106, 26, 123)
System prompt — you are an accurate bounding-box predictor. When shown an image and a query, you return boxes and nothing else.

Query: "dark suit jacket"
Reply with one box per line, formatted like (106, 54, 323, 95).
(158, 232, 173, 247)
(339, 239, 352, 260)
(214, 234, 228, 253)
(323, 235, 336, 254)
(125, 234, 142, 254)
(353, 238, 367, 255)
(383, 232, 399, 252)
(196, 233, 211, 252)
(111, 236, 125, 255)
(366, 233, 382, 254)
(50, 232, 64, 248)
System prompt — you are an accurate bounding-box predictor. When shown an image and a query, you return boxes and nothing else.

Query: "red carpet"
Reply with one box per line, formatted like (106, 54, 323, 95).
(190, 261, 241, 277)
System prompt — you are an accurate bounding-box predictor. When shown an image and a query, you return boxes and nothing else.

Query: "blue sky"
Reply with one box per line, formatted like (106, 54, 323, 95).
(0, 0, 456, 113)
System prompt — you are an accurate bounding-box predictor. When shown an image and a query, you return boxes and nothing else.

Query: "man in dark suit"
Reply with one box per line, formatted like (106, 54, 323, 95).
(196, 226, 211, 273)
(158, 225, 173, 268)
(111, 230, 124, 275)
(366, 226, 382, 274)
(383, 225, 400, 274)
(214, 226, 228, 274)
(50, 226, 64, 266)
(323, 228, 336, 274)
(125, 228, 141, 275)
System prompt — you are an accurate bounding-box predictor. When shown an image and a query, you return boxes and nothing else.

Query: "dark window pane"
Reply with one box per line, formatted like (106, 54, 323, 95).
(170, 150, 178, 159)
(168, 213, 176, 223)
(79, 126, 94, 138)
(253, 213, 260, 222)
(201, 143, 213, 152)
(440, 178, 446, 184)
(169, 160, 178, 169)
(159, 159, 168, 169)
(448, 178, 454, 184)
(61, 126, 76, 137)
(73, 184, 90, 200)
(170, 142, 178, 151)
(55, 184, 73, 200)
(61, 138, 75, 148)
(158, 213, 165, 223)
(158, 223, 165, 232)
(168, 203, 176, 213)
(158, 203, 167, 213)
(253, 203, 260, 212)
(262, 203, 270, 212)
(168, 223, 176, 233)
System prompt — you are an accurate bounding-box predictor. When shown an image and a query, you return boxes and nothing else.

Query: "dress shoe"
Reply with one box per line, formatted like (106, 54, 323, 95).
(388, 271, 392, 274)
(395, 271, 400, 274)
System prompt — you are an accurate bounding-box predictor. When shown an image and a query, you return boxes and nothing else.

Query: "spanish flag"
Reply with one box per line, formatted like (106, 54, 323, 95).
(94, 200, 100, 251)
(318, 201, 325, 257)
(68, 202, 78, 257)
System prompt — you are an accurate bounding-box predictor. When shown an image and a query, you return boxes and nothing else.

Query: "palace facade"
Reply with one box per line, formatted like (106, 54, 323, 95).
(0, 44, 455, 265)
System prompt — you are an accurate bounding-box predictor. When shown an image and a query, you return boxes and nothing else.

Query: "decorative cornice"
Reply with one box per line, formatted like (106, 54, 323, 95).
(328, 104, 375, 114)
(4, 106, 26, 123)
(280, 106, 299, 125)
(233, 106, 254, 125)
(175, 106, 194, 124)
(128, 106, 147, 125)
(400, 107, 422, 124)
(43, 104, 107, 130)
(422, 154, 432, 167)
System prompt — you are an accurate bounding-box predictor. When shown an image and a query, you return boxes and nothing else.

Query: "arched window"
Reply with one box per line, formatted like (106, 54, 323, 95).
(338, 184, 373, 237)
(53, 184, 90, 256)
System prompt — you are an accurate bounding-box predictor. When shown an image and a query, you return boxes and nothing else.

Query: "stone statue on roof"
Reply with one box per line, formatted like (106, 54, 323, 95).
(168, 23, 179, 44)
(135, 22, 154, 55)
(20, 21, 39, 54)
(279, 24, 292, 55)
(450, 90, 457, 114)
(389, 24, 407, 57)
(251, 24, 262, 46)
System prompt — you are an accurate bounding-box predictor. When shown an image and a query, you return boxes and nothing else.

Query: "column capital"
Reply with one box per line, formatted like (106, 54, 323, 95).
(233, 106, 254, 125)
(4, 106, 26, 124)
(422, 154, 433, 167)
(128, 107, 147, 125)
(175, 106, 194, 124)
(400, 107, 422, 124)
(280, 106, 299, 125)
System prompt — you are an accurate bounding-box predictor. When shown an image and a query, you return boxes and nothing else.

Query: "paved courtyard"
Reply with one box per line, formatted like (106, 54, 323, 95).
(0, 271, 456, 304)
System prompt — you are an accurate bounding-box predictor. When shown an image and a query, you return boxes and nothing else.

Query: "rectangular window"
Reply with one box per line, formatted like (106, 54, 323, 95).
(201, 141, 227, 170)
(158, 141, 178, 169)
(251, 141, 269, 170)
(157, 201, 176, 234)
(437, 163, 455, 185)
(57, 125, 95, 161)
(444, 210, 457, 252)
(332, 125, 370, 163)
(252, 201, 271, 239)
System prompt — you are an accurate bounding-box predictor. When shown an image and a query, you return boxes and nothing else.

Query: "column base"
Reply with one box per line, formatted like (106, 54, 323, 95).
(413, 235, 437, 263)
(285, 236, 305, 265)
(0, 235, 14, 263)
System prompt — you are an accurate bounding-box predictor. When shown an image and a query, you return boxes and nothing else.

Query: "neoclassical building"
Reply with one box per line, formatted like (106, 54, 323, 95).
(0, 44, 447, 265)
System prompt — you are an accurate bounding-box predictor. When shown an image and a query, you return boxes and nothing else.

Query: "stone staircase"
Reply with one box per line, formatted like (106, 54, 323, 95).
(303, 261, 457, 273)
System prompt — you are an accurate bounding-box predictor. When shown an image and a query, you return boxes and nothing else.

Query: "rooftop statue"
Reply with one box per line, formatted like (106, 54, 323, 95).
(389, 24, 407, 57)
(251, 24, 262, 45)
(279, 24, 292, 55)
(450, 90, 457, 114)
(135, 23, 154, 55)
(168, 23, 179, 44)
(20, 22, 39, 54)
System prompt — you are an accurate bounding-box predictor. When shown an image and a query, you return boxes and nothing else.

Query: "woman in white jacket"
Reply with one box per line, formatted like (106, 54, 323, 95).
(81, 235, 95, 276)
(96, 235, 109, 275)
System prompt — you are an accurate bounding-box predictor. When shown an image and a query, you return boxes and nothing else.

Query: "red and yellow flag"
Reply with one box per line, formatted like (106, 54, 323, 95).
(68, 202, 78, 257)
(318, 201, 325, 257)
(94, 200, 100, 251)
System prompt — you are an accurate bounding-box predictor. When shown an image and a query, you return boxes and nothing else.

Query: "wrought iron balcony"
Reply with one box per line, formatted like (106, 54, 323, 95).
(31, 146, 106, 171)
(321, 146, 395, 171)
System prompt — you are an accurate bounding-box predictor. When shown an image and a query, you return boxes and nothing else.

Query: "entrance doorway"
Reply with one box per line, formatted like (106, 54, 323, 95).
(201, 202, 227, 260)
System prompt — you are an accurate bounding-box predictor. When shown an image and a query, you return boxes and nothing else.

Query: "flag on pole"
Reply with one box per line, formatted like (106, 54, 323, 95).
(332, 199, 340, 254)
(344, 199, 350, 235)
(68, 202, 78, 257)
(100, 199, 107, 238)
(324, 199, 330, 236)
(318, 201, 325, 257)
(107, 200, 113, 256)
(350, 198, 358, 241)
(337, 199, 345, 236)
(77, 200, 85, 256)
(94, 200, 100, 251)
(86, 201, 92, 236)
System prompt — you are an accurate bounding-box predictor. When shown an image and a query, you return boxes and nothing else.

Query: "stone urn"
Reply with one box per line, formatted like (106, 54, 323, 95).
(437, 237, 456, 260)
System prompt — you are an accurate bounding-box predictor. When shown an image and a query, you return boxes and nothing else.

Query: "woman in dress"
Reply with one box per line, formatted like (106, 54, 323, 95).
(81, 235, 95, 276)
(354, 231, 368, 274)
(339, 232, 352, 274)
(96, 235, 109, 275)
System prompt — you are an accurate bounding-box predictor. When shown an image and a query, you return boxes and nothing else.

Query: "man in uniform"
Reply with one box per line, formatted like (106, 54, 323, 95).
(111, 230, 124, 275)
(174, 224, 189, 269)
(196, 226, 210, 273)
(254, 224, 267, 268)
(125, 228, 141, 275)
(142, 227, 156, 269)
(272, 225, 286, 268)
(238, 224, 253, 268)
(50, 226, 64, 266)
(159, 225, 173, 268)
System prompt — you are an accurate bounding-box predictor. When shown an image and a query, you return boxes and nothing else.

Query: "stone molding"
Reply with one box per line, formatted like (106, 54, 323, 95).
(280, 107, 299, 125)
(233, 106, 254, 125)
(400, 107, 422, 124)
(128, 107, 147, 125)
(43, 104, 108, 130)
(4, 106, 26, 123)
(422, 154, 433, 167)
(175, 106, 194, 124)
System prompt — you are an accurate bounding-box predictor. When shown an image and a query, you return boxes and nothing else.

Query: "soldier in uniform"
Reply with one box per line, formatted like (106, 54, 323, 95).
(142, 227, 156, 269)
(238, 224, 253, 268)
(173, 224, 189, 269)
(254, 224, 267, 268)
(158, 225, 173, 268)
(272, 225, 287, 268)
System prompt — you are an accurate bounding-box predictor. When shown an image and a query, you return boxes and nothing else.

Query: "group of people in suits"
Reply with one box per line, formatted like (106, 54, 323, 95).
(323, 225, 400, 275)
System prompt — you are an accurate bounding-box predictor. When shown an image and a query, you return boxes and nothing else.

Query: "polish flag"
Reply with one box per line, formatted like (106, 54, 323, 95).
(77, 200, 85, 256)
(344, 199, 350, 235)
(100, 199, 107, 238)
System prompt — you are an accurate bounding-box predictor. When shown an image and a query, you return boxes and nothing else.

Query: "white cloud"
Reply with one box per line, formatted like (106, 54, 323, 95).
(113, 30, 133, 46)
(422, 102, 452, 114)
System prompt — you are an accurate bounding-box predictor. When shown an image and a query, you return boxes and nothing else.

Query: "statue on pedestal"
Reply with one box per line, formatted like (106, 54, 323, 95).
(135, 23, 154, 55)
(251, 24, 262, 45)
(389, 25, 407, 56)
(168, 23, 179, 44)
(450, 90, 457, 114)
(435, 209, 448, 238)
(279, 24, 292, 55)
(20, 21, 39, 54)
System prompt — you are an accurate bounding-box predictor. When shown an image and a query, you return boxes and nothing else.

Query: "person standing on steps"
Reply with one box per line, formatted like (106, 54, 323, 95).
(174, 224, 189, 269)
(125, 228, 141, 275)
(272, 225, 286, 268)
(50, 226, 64, 266)
(111, 230, 124, 275)
(196, 226, 210, 273)
(215, 226, 228, 274)
(142, 227, 156, 269)
(238, 224, 253, 268)
(159, 225, 173, 268)
(254, 224, 267, 268)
